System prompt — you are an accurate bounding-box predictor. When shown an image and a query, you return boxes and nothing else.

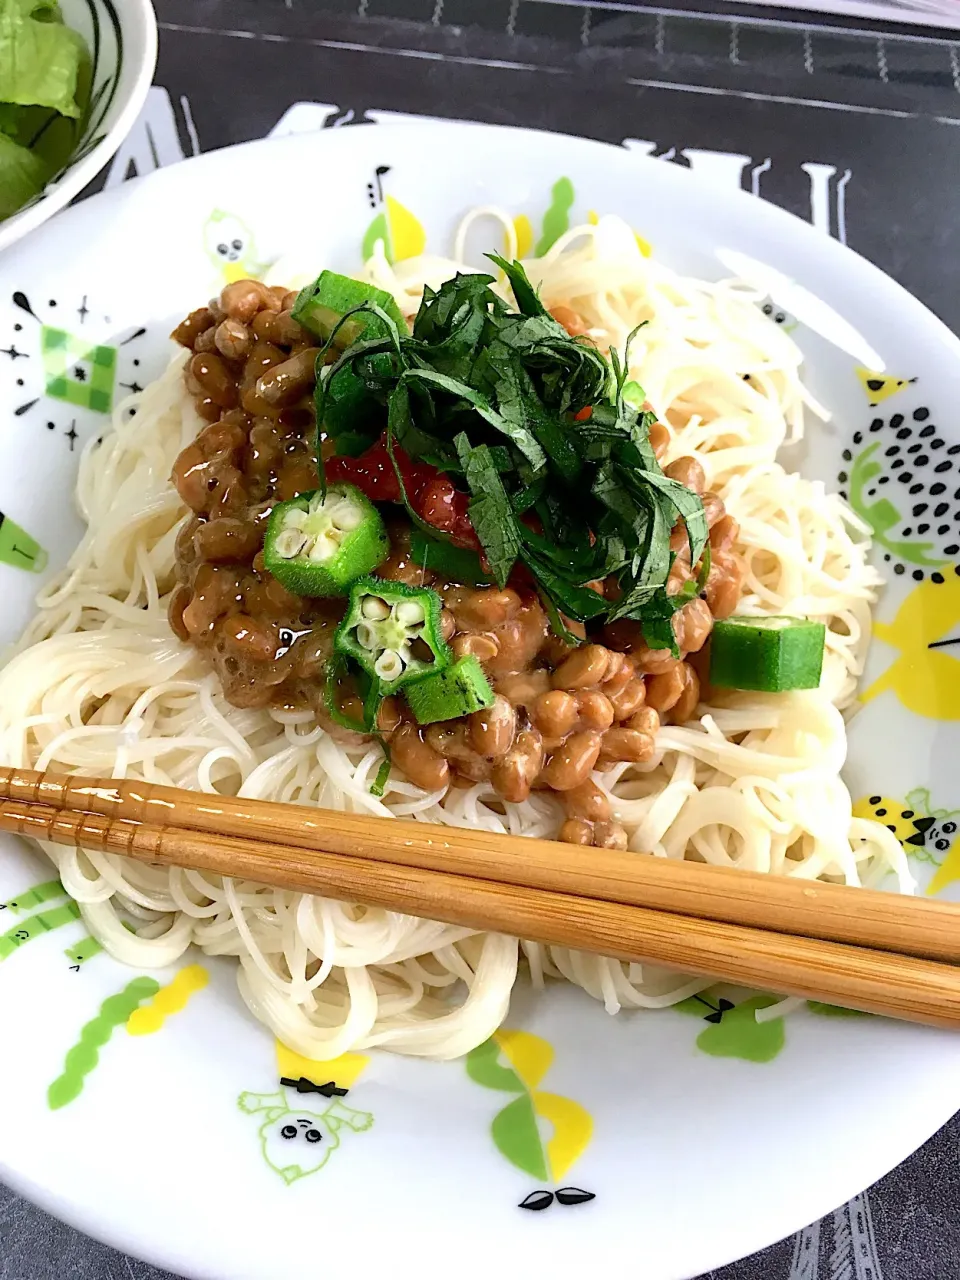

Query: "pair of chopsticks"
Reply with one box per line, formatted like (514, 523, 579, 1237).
(2, 765, 960, 1029)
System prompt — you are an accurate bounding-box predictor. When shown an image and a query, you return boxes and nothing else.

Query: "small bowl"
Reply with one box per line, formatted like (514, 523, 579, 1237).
(0, 0, 158, 255)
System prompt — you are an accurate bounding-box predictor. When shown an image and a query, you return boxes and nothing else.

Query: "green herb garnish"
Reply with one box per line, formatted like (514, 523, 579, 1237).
(315, 258, 707, 650)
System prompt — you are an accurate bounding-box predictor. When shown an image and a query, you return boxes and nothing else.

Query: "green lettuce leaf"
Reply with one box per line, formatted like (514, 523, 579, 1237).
(0, 0, 85, 117)
(0, 98, 79, 173)
(0, 128, 47, 216)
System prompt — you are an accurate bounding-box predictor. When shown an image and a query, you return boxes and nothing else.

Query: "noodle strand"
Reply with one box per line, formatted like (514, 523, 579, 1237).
(0, 221, 903, 1056)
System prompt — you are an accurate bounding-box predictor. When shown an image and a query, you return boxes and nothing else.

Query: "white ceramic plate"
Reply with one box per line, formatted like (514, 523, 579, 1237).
(1, 124, 960, 1280)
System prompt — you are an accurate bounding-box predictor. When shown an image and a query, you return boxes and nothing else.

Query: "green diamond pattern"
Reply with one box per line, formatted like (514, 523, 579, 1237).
(41, 326, 117, 414)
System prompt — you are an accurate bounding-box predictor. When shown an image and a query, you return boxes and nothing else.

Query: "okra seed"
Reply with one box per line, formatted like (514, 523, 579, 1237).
(308, 532, 341, 562)
(395, 600, 426, 627)
(362, 596, 390, 620)
(335, 505, 363, 531)
(375, 649, 404, 680)
(356, 622, 378, 650)
(274, 529, 307, 559)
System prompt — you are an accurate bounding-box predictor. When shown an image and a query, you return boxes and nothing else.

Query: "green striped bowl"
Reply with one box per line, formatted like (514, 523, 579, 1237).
(0, 0, 157, 254)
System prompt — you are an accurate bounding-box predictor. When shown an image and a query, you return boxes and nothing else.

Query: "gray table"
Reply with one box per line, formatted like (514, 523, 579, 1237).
(3, 0, 960, 1274)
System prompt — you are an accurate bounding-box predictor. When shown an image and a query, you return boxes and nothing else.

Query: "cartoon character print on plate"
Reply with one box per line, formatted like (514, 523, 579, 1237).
(839, 381, 960, 580)
(758, 300, 797, 334)
(0, 877, 66, 916)
(0, 877, 79, 960)
(853, 788, 960, 896)
(509, 177, 576, 261)
(1, 875, 103, 968)
(238, 1042, 372, 1185)
(0, 511, 46, 573)
(677, 989, 868, 1060)
(861, 564, 960, 720)
(126, 964, 209, 1035)
(676, 991, 786, 1063)
(855, 367, 916, 408)
(64, 935, 103, 969)
(510, 179, 654, 276)
(46, 965, 209, 1108)
(466, 1030, 594, 1212)
(584, 206, 653, 261)
(361, 166, 426, 265)
(48, 977, 161, 1110)
(853, 789, 959, 884)
(203, 210, 264, 285)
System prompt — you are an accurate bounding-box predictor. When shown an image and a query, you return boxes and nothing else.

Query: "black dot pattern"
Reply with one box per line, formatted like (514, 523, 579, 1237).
(838, 400, 960, 581)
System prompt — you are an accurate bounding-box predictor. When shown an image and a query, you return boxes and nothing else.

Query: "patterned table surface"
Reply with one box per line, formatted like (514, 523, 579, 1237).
(2, 1, 960, 1276)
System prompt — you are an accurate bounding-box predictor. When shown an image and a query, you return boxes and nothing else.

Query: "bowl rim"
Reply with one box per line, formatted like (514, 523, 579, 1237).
(0, 0, 159, 256)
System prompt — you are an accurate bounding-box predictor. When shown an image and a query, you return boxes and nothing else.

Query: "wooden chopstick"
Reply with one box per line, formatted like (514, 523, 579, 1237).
(3, 766, 960, 965)
(5, 789, 960, 1029)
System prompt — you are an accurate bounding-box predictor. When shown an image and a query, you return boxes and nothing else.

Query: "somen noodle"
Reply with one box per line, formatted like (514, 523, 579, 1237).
(0, 214, 908, 1060)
